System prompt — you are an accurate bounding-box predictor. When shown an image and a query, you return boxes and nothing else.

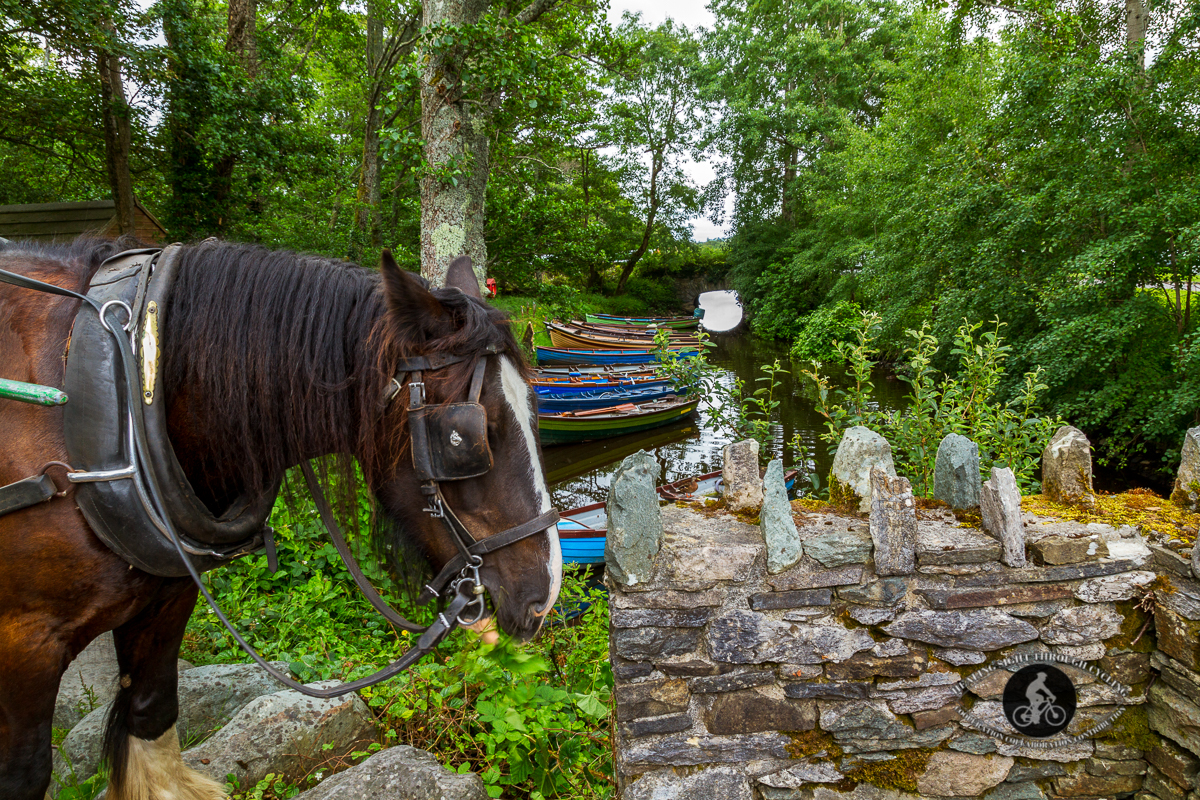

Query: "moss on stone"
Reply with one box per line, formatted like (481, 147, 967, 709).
(793, 497, 830, 514)
(828, 473, 863, 514)
(839, 749, 934, 793)
(1021, 489, 1199, 546)
(1105, 598, 1156, 653)
(1098, 704, 1159, 752)
(786, 728, 843, 760)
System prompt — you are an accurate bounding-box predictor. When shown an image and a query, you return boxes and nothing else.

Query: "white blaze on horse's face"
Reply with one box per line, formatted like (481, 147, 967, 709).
(498, 355, 562, 616)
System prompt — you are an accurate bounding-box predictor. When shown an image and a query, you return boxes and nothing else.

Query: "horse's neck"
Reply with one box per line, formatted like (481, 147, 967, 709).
(166, 329, 374, 513)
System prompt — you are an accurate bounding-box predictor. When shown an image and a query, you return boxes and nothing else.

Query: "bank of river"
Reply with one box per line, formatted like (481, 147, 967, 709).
(544, 332, 909, 510)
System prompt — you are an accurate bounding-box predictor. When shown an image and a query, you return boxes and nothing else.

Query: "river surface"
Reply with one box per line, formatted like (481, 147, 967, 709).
(543, 298, 909, 510)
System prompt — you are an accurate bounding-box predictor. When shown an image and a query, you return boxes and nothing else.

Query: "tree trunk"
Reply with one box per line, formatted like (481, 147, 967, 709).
(96, 32, 135, 236)
(616, 152, 662, 294)
(226, 0, 257, 77)
(418, 0, 560, 287)
(1125, 0, 1147, 74)
(418, 0, 492, 287)
(356, 5, 384, 249)
(582, 148, 603, 290)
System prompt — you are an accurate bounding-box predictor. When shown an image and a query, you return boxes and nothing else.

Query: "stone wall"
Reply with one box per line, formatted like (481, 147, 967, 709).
(607, 429, 1200, 800)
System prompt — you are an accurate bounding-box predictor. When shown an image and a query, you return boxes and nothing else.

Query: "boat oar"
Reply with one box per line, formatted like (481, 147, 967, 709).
(0, 378, 68, 406)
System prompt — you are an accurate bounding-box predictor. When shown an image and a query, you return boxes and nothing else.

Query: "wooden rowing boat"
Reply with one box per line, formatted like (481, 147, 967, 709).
(536, 385, 679, 412)
(546, 321, 699, 351)
(536, 347, 698, 366)
(584, 312, 700, 330)
(537, 396, 700, 445)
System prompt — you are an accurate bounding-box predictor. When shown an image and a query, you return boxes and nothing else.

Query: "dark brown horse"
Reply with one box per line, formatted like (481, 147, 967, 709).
(0, 238, 561, 800)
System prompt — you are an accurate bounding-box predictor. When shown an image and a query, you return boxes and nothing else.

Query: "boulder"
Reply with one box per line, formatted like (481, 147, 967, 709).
(1172, 426, 1199, 510)
(933, 434, 981, 509)
(290, 745, 487, 800)
(604, 450, 663, 587)
(54, 633, 119, 732)
(176, 661, 292, 744)
(722, 439, 762, 512)
(761, 459, 802, 573)
(980, 466, 1026, 567)
(831, 426, 896, 512)
(183, 682, 377, 788)
(50, 660, 281, 793)
(1041, 425, 1095, 505)
(54, 633, 196, 732)
(869, 468, 917, 576)
(709, 609, 875, 664)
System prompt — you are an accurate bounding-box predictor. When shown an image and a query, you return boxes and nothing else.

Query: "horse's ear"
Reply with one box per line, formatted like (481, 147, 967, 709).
(380, 250, 445, 341)
(445, 255, 483, 299)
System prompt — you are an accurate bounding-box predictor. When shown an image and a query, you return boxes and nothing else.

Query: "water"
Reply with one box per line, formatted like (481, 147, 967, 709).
(544, 294, 909, 510)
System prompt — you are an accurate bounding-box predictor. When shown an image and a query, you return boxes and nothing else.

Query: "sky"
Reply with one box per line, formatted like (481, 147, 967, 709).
(608, 0, 728, 242)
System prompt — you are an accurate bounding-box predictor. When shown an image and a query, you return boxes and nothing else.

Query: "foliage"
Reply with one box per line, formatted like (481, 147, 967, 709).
(790, 301, 864, 364)
(801, 312, 1062, 495)
(182, 482, 613, 799)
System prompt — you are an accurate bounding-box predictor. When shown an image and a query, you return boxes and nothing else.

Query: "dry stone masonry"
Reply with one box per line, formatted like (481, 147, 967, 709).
(608, 429, 1200, 800)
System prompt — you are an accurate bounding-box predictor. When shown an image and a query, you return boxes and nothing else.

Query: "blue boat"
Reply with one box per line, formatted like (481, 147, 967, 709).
(536, 386, 680, 412)
(535, 378, 673, 395)
(536, 346, 699, 366)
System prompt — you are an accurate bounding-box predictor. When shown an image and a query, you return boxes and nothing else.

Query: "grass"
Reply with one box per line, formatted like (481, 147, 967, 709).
(176, 490, 615, 800)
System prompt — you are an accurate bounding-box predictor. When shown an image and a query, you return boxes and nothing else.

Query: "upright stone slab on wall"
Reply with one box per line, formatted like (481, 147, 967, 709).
(1173, 425, 1200, 510)
(831, 426, 896, 512)
(605, 451, 663, 586)
(762, 458, 802, 573)
(869, 467, 916, 576)
(980, 466, 1026, 567)
(723, 439, 762, 512)
(933, 433, 981, 509)
(1042, 425, 1095, 505)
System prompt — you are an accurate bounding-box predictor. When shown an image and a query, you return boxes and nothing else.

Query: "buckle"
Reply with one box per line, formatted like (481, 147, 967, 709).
(409, 381, 425, 408)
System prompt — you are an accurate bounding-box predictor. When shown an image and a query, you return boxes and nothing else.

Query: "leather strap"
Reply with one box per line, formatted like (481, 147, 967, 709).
(0, 266, 98, 308)
(420, 506, 560, 604)
(0, 473, 56, 516)
(300, 461, 428, 633)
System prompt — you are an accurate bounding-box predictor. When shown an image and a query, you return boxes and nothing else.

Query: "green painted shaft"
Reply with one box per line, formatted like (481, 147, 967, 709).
(0, 378, 68, 406)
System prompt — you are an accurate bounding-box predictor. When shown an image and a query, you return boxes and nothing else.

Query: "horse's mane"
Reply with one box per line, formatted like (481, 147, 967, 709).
(160, 240, 523, 501)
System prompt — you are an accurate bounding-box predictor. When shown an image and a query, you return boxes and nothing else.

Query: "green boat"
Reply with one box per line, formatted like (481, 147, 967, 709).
(584, 313, 699, 330)
(538, 397, 700, 445)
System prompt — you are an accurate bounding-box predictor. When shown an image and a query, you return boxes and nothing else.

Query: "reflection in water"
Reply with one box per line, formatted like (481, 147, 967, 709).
(544, 329, 909, 510)
(698, 290, 743, 332)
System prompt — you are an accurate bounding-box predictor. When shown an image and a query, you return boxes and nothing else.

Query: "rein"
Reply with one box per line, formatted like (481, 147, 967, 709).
(0, 253, 558, 698)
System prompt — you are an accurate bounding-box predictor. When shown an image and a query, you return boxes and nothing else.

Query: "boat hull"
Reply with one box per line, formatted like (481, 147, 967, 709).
(536, 347, 697, 365)
(538, 398, 700, 445)
(585, 313, 699, 330)
(536, 387, 679, 412)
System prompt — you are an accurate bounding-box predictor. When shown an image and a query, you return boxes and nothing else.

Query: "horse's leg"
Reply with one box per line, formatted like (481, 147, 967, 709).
(0, 630, 68, 800)
(104, 578, 225, 800)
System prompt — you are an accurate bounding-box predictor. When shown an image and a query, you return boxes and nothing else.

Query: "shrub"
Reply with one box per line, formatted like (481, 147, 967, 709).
(800, 312, 1062, 495)
(790, 301, 864, 364)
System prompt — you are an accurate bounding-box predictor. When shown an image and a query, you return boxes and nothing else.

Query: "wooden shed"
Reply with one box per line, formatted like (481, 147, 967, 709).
(0, 198, 169, 244)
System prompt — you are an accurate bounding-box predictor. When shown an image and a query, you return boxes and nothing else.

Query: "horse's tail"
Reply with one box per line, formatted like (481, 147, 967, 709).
(101, 681, 136, 792)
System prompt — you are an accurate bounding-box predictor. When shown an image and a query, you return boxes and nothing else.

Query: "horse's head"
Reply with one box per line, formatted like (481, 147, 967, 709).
(366, 252, 560, 641)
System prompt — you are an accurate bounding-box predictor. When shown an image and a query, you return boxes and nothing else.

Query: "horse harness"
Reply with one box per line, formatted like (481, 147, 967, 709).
(0, 246, 558, 698)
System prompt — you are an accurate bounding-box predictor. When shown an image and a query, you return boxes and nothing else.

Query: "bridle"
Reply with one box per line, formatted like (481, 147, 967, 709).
(0, 251, 559, 699)
(367, 345, 560, 623)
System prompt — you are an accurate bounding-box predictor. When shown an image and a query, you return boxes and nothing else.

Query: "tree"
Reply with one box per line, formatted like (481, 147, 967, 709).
(416, 0, 606, 286)
(603, 18, 704, 294)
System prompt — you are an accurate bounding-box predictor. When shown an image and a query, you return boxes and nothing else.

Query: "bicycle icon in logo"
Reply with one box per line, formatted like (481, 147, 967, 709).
(1003, 663, 1076, 738)
(1011, 670, 1068, 729)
